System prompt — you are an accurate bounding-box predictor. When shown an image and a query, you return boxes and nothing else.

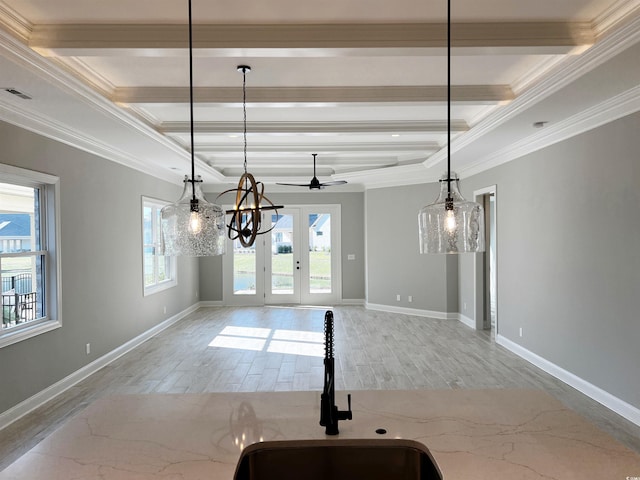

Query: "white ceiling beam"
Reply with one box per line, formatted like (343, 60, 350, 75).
(207, 157, 400, 168)
(29, 22, 594, 57)
(160, 120, 469, 134)
(195, 142, 440, 155)
(116, 85, 513, 105)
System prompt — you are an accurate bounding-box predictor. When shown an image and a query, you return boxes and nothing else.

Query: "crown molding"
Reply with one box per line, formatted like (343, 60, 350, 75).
(0, 24, 230, 184)
(115, 85, 513, 105)
(0, 26, 187, 156)
(509, 55, 569, 95)
(592, 0, 640, 37)
(460, 84, 640, 178)
(334, 163, 437, 189)
(424, 12, 640, 170)
(0, 96, 179, 184)
(0, 1, 31, 42)
(50, 56, 116, 97)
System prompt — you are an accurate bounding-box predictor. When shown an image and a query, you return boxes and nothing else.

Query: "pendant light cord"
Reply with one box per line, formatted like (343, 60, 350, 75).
(446, 0, 453, 209)
(242, 68, 248, 176)
(188, 0, 196, 204)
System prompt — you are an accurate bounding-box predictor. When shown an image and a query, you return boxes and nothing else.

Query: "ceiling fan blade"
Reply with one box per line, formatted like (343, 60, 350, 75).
(275, 182, 311, 187)
(277, 154, 348, 189)
(318, 180, 348, 186)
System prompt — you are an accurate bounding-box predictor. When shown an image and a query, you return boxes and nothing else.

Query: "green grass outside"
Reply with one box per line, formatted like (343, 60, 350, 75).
(234, 251, 331, 289)
(235, 251, 330, 275)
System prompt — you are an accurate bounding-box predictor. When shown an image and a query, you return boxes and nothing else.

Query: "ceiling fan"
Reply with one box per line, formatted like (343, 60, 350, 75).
(277, 154, 347, 190)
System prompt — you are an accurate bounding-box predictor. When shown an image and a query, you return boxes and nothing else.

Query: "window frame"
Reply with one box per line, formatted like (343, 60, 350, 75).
(0, 163, 62, 348)
(142, 196, 177, 296)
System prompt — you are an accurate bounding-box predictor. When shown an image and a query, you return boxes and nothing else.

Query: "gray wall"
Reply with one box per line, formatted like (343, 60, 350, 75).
(199, 190, 366, 302)
(459, 111, 640, 409)
(0, 120, 198, 413)
(365, 183, 458, 313)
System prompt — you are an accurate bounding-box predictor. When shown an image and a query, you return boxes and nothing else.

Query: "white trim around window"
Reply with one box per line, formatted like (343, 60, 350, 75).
(142, 196, 177, 296)
(0, 163, 62, 348)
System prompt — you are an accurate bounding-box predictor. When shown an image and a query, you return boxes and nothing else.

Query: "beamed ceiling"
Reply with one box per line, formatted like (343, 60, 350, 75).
(0, 0, 639, 190)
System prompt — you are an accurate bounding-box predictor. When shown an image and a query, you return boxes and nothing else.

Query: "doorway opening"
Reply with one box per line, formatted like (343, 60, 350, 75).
(474, 186, 497, 332)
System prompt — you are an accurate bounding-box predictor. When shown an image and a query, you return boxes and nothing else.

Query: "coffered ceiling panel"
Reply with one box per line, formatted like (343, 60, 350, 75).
(0, 0, 638, 189)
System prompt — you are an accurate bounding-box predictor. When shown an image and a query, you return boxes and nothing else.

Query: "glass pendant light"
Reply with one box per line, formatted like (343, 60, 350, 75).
(419, 172, 484, 254)
(161, 0, 226, 256)
(418, 0, 485, 254)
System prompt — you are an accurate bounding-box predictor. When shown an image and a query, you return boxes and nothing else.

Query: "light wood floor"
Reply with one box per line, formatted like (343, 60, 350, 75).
(1, 306, 639, 471)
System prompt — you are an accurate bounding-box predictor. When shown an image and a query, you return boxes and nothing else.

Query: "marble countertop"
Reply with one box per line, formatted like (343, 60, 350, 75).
(1, 389, 639, 479)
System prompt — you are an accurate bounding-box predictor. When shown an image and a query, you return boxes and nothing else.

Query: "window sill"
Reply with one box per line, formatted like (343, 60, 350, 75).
(144, 280, 177, 297)
(0, 319, 62, 348)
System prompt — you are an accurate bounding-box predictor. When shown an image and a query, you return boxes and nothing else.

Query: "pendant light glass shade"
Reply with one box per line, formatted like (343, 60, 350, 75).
(418, 172, 485, 254)
(160, 0, 226, 257)
(418, 0, 485, 254)
(161, 176, 226, 256)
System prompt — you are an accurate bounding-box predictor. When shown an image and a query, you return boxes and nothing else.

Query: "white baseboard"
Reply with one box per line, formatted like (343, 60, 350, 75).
(457, 313, 476, 329)
(497, 334, 640, 428)
(205, 300, 364, 307)
(198, 301, 223, 307)
(341, 298, 365, 305)
(365, 302, 456, 320)
(0, 303, 199, 431)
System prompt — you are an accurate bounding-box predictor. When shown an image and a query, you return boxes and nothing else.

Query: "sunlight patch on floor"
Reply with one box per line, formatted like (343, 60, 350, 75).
(220, 326, 271, 338)
(209, 336, 266, 351)
(267, 340, 324, 357)
(209, 327, 324, 357)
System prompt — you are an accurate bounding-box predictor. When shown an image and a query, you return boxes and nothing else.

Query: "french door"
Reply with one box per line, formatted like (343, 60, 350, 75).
(265, 208, 301, 303)
(223, 205, 341, 305)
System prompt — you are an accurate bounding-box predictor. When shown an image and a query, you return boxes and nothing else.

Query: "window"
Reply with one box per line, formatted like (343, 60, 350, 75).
(142, 197, 176, 295)
(0, 164, 61, 348)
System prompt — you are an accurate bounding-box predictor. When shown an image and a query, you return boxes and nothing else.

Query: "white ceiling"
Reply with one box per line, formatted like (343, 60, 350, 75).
(0, 0, 639, 191)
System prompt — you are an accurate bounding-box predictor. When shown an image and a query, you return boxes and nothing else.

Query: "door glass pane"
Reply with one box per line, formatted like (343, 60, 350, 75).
(271, 214, 293, 294)
(308, 213, 331, 293)
(233, 239, 256, 295)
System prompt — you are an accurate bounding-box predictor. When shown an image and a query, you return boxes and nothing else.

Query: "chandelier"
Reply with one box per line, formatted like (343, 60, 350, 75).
(218, 65, 283, 248)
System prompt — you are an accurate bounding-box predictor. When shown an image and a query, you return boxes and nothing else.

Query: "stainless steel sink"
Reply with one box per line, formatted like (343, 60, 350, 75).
(233, 439, 443, 480)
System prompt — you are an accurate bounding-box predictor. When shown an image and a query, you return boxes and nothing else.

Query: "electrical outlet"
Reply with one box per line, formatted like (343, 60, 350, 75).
(463, 302, 467, 311)
(86, 343, 91, 355)
(347, 254, 355, 260)
(519, 327, 523, 337)
(163, 306, 167, 314)
(396, 294, 401, 301)
(408, 296, 413, 303)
